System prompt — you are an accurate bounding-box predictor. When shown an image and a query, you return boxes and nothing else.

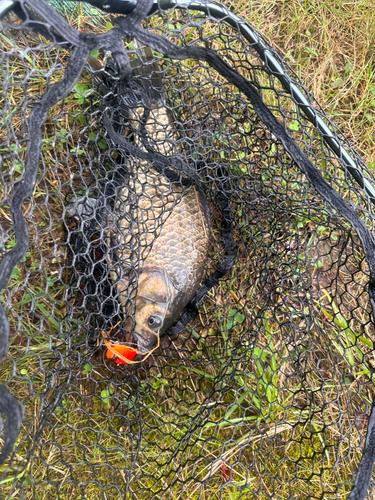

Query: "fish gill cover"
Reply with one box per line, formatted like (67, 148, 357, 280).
(1, 0, 375, 499)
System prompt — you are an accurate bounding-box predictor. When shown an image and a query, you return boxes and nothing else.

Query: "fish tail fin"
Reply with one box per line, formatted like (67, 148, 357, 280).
(130, 40, 165, 104)
(130, 40, 177, 156)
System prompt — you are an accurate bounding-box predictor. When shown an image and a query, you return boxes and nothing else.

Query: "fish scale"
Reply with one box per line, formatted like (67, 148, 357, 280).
(144, 184, 209, 294)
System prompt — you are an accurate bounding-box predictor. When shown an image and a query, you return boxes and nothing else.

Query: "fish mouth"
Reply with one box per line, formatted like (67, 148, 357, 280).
(134, 329, 159, 354)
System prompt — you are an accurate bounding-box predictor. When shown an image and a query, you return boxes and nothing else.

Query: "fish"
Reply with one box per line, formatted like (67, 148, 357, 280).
(105, 45, 210, 354)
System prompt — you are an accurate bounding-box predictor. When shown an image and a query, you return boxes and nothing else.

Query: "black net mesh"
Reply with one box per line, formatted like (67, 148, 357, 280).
(2, 1, 375, 499)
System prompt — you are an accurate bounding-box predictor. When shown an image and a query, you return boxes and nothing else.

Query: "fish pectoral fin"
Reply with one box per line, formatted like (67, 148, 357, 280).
(66, 196, 98, 219)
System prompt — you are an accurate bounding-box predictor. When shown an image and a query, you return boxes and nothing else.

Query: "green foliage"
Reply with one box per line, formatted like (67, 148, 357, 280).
(72, 83, 90, 105)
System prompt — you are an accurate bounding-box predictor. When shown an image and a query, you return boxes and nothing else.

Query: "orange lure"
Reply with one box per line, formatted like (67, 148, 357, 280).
(102, 337, 137, 364)
(101, 327, 159, 365)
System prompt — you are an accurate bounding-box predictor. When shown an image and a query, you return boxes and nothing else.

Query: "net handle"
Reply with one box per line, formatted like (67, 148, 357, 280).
(0, 0, 137, 15)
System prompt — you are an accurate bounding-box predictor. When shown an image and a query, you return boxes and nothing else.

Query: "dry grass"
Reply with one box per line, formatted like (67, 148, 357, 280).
(229, 0, 375, 164)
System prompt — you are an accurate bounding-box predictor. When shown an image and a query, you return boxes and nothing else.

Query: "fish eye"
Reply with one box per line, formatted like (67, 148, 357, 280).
(147, 315, 162, 329)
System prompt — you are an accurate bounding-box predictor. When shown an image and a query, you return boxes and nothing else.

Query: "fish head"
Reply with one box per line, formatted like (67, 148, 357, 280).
(132, 266, 175, 353)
